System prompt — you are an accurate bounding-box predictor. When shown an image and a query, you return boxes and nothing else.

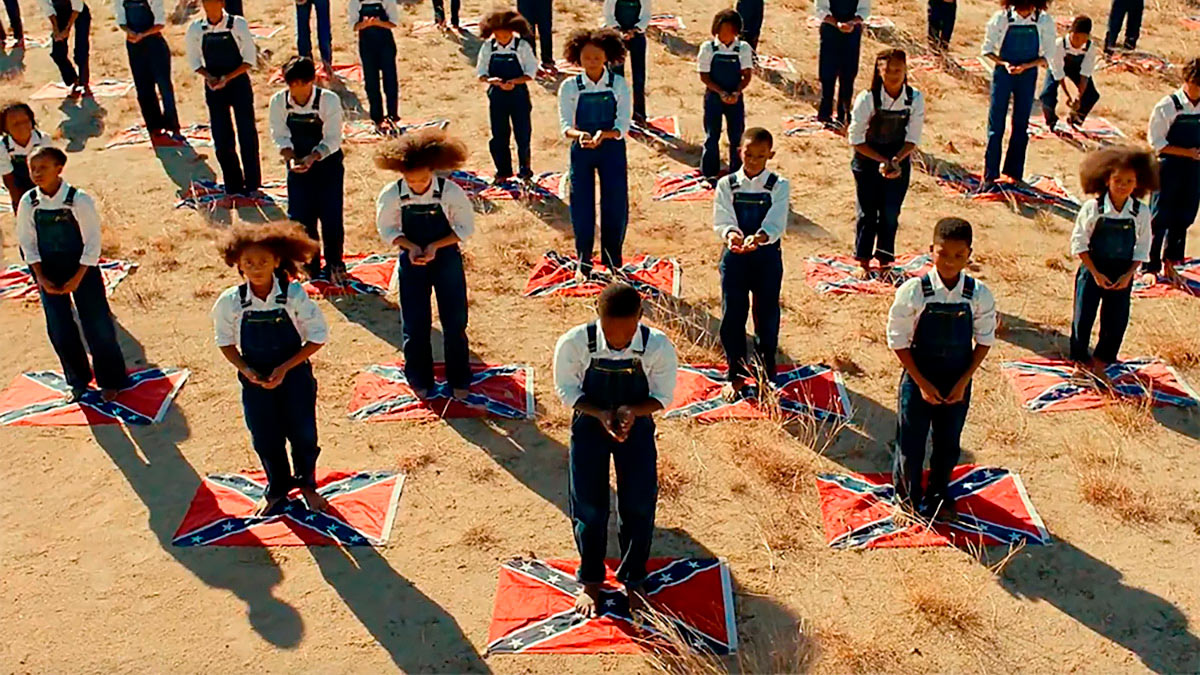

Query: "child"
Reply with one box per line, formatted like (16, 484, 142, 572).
(552, 282, 678, 616)
(212, 222, 329, 516)
(432, 0, 460, 30)
(0, 103, 54, 213)
(477, 10, 538, 181)
(374, 130, 475, 400)
(2, 0, 24, 49)
(848, 48, 925, 279)
(1145, 58, 1200, 281)
(295, 0, 332, 74)
(517, 0, 554, 71)
(1069, 146, 1156, 370)
(698, 10, 753, 178)
(1104, 0, 1140, 54)
(115, 0, 180, 136)
(887, 218, 996, 520)
(40, 0, 92, 97)
(815, 0, 869, 127)
(1039, 15, 1100, 130)
(186, 0, 260, 196)
(269, 56, 345, 283)
(712, 127, 789, 399)
(736, 0, 763, 50)
(981, 0, 1057, 185)
(602, 0, 650, 122)
(558, 28, 632, 279)
(348, 0, 400, 134)
(16, 147, 128, 402)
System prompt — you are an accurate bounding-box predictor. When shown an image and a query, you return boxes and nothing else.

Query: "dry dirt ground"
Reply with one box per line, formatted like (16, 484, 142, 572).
(2, 0, 1200, 672)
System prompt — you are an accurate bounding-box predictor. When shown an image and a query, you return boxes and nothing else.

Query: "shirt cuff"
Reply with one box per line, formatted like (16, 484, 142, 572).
(652, 393, 674, 408)
(215, 337, 236, 348)
(559, 390, 583, 408)
(23, 252, 42, 264)
(975, 335, 997, 347)
(80, 254, 100, 266)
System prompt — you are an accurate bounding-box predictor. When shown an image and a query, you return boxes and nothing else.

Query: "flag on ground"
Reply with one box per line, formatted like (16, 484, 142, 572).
(1028, 116, 1125, 142)
(663, 364, 852, 422)
(449, 170, 568, 201)
(783, 114, 844, 138)
(30, 78, 134, 100)
(348, 363, 535, 422)
(301, 253, 397, 297)
(0, 259, 137, 301)
(0, 367, 188, 426)
(524, 251, 681, 298)
(653, 169, 716, 202)
(630, 115, 683, 145)
(933, 171, 1079, 210)
(1002, 357, 1200, 412)
(104, 123, 213, 149)
(1132, 259, 1200, 297)
(176, 179, 288, 210)
(804, 253, 933, 295)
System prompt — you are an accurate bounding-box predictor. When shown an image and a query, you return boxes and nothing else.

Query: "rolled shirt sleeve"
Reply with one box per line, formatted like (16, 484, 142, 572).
(846, 90, 873, 145)
(74, 191, 103, 267)
(1047, 38, 1066, 81)
(1147, 95, 1175, 153)
(233, 16, 257, 65)
(855, 0, 870, 19)
(317, 89, 343, 158)
(1133, 200, 1152, 262)
(443, 180, 475, 241)
(268, 90, 292, 150)
(738, 42, 754, 69)
(981, 11, 1004, 57)
(906, 89, 925, 145)
(1080, 41, 1098, 78)
(760, 176, 789, 244)
(972, 284, 997, 346)
(645, 332, 678, 408)
(113, 0, 126, 26)
(185, 21, 204, 71)
(712, 176, 738, 240)
(289, 282, 329, 344)
(14, 194, 39, 263)
(637, 0, 651, 31)
(0, 143, 12, 176)
(557, 77, 578, 134)
(614, 75, 633, 138)
(518, 38, 539, 77)
(375, 182, 402, 246)
(886, 278, 921, 350)
(814, 0, 831, 22)
(347, 0, 360, 30)
(475, 38, 493, 77)
(553, 329, 587, 408)
(696, 40, 713, 72)
(211, 290, 239, 348)
(1038, 13, 1057, 63)
(1069, 198, 1099, 257)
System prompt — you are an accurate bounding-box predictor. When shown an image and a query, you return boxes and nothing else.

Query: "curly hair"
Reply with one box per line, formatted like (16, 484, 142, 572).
(219, 222, 319, 278)
(374, 129, 469, 173)
(479, 10, 532, 39)
(1000, 0, 1050, 11)
(711, 8, 742, 35)
(562, 28, 626, 65)
(0, 102, 36, 136)
(1079, 145, 1160, 198)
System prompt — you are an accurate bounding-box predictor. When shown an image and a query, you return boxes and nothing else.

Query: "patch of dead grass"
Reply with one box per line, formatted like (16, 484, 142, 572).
(460, 524, 500, 549)
(397, 451, 436, 475)
(1078, 470, 1163, 524)
(657, 455, 692, 502)
(905, 581, 983, 632)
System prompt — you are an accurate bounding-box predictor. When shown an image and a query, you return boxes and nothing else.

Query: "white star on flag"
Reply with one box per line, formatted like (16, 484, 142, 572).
(508, 638, 523, 649)
(222, 522, 235, 531)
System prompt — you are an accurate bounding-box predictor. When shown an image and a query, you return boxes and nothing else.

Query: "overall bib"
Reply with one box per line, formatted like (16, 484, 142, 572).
(985, 10, 1040, 181)
(3, 136, 34, 210)
(569, 73, 628, 275)
(49, 0, 91, 88)
(285, 91, 345, 278)
(1072, 199, 1138, 362)
(123, 0, 179, 133)
(569, 323, 657, 588)
(203, 17, 261, 195)
(486, 39, 533, 178)
(853, 86, 913, 265)
(613, 0, 646, 119)
(817, 0, 863, 123)
(1149, 96, 1200, 271)
(357, 2, 398, 125)
(701, 47, 746, 177)
(719, 173, 783, 381)
(1038, 38, 1100, 127)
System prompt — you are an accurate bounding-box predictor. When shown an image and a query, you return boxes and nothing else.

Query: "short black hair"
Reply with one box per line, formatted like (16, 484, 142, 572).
(0, 102, 36, 135)
(1184, 58, 1200, 85)
(30, 146, 67, 167)
(711, 8, 742, 35)
(933, 217, 973, 247)
(282, 55, 317, 84)
(598, 283, 642, 318)
(742, 127, 773, 148)
(1069, 15, 1092, 33)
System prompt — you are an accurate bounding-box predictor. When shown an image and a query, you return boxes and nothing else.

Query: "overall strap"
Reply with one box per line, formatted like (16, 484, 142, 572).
(1131, 199, 1141, 216)
(64, 186, 77, 206)
(1098, 196, 1106, 215)
(871, 85, 882, 111)
(728, 175, 740, 191)
(606, 69, 615, 87)
(29, 190, 40, 208)
(225, 14, 234, 30)
(274, 270, 290, 304)
(433, 177, 445, 200)
(1172, 93, 1184, 112)
(763, 172, 778, 191)
(1, 135, 11, 152)
(237, 282, 250, 308)
(962, 276, 976, 300)
(1005, 8, 1014, 24)
(586, 322, 598, 353)
(633, 325, 651, 355)
(397, 179, 409, 201)
(575, 73, 584, 91)
(904, 84, 914, 106)
(919, 273, 934, 298)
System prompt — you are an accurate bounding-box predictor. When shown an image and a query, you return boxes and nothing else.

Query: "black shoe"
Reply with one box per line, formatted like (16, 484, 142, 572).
(1044, 114, 1059, 130)
(517, 167, 534, 180)
(67, 386, 89, 403)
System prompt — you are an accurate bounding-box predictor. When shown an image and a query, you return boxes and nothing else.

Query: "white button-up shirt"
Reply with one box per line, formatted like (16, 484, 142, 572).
(1048, 35, 1097, 79)
(0, 129, 54, 176)
(553, 322, 679, 408)
(1148, 88, 1200, 153)
(696, 37, 754, 73)
(602, 0, 651, 31)
(981, 9, 1058, 68)
(1069, 194, 1152, 262)
(38, 0, 85, 17)
(887, 273, 997, 350)
(375, 178, 475, 246)
(15, 181, 103, 267)
(557, 71, 633, 138)
(112, 0, 165, 27)
(268, 87, 343, 158)
(847, 85, 926, 146)
(211, 276, 329, 349)
(347, 0, 399, 31)
(185, 12, 257, 73)
(814, 0, 870, 22)
(712, 169, 790, 245)
(475, 35, 539, 79)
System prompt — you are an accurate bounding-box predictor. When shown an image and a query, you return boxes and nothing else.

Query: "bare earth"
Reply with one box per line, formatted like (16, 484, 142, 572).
(2, 0, 1199, 672)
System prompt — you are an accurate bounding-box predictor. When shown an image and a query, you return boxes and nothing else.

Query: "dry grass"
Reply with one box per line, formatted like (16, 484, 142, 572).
(459, 524, 501, 549)
(640, 604, 816, 675)
(905, 581, 983, 633)
(1078, 470, 1163, 524)
(657, 455, 692, 503)
(466, 465, 497, 483)
(396, 450, 437, 475)
(811, 627, 900, 673)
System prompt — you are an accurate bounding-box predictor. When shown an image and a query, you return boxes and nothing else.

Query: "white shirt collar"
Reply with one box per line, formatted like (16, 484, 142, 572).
(733, 168, 772, 186)
(203, 11, 230, 28)
(928, 271, 965, 295)
(714, 37, 741, 51)
(5, 129, 48, 152)
(592, 322, 646, 353)
(582, 70, 609, 87)
(34, 180, 73, 203)
(287, 89, 320, 110)
(1175, 88, 1200, 110)
(1102, 193, 1136, 216)
(492, 36, 518, 50)
(243, 275, 285, 305)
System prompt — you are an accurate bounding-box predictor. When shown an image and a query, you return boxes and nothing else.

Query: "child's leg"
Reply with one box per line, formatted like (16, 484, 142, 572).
(149, 36, 180, 131)
(877, 161, 910, 265)
(39, 284, 93, 390)
(852, 167, 880, 264)
(816, 24, 839, 120)
(736, 0, 763, 50)
(1105, 0, 1127, 51)
(315, 0, 333, 64)
(926, 387, 970, 510)
(926, 0, 941, 50)
(512, 90, 533, 176)
(700, 91, 724, 177)
(725, 99, 745, 173)
(295, 0, 313, 59)
(1093, 285, 1132, 363)
(628, 32, 647, 119)
(50, 28, 78, 86)
(241, 382, 294, 500)
(569, 414, 613, 584)
(1070, 265, 1102, 361)
(127, 40, 163, 130)
(1001, 70, 1037, 181)
(894, 372, 933, 509)
(397, 257, 436, 389)
(432, 249, 471, 390)
(206, 87, 245, 193)
(73, 266, 128, 390)
(487, 92, 515, 178)
(538, 3, 553, 66)
(3, 0, 21, 41)
(279, 363, 321, 491)
(749, 247, 783, 379)
(431, 0, 446, 23)
(611, 417, 657, 589)
(316, 154, 345, 272)
(230, 77, 261, 192)
(984, 70, 1014, 181)
(569, 144, 598, 274)
(72, 5, 90, 87)
(1146, 207, 1167, 274)
(718, 249, 752, 380)
(1125, 0, 1143, 49)
(360, 41, 384, 124)
(381, 44, 399, 119)
(450, 0, 460, 25)
(287, 167, 321, 275)
(835, 29, 861, 123)
(1076, 78, 1100, 121)
(596, 140, 629, 269)
(1037, 74, 1059, 126)
(941, 0, 956, 47)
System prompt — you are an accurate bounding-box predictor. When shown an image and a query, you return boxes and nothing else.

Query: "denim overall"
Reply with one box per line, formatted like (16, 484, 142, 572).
(1149, 95, 1200, 272)
(487, 38, 533, 179)
(203, 16, 260, 195)
(613, 0, 647, 118)
(358, 1, 398, 124)
(853, 86, 913, 265)
(818, 0, 863, 122)
(49, 0, 90, 88)
(285, 89, 345, 278)
(569, 72, 628, 276)
(985, 10, 1041, 181)
(1072, 198, 1139, 362)
(701, 45, 747, 177)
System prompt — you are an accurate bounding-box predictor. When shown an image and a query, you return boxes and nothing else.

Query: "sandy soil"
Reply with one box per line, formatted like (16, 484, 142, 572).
(2, 0, 1200, 672)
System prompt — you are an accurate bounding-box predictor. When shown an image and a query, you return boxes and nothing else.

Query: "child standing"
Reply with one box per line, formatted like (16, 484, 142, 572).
(736, 0, 763, 50)
(432, 0, 460, 30)
(848, 48, 924, 279)
(16, 147, 128, 402)
(927, 0, 955, 51)
(0, 103, 54, 213)
(115, 0, 180, 136)
(1104, 0, 1140, 54)
(887, 218, 996, 520)
(558, 28, 632, 279)
(602, 0, 650, 122)
(212, 222, 329, 516)
(1070, 146, 1156, 370)
(374, 130, 475, 400)
(981, 0, 1057, 185)
(815, 0, 869, 127)
(698, 10, 753, 178)
(295, 0, 333, 74)
(1039, 16, 1100, 130)
(477, 10, 538, 181)
(348, 0, 400, 134)
(1146, 58, 1200, 282)
(269, 56, 345, 283)
(186, 0, 260, 196)
(517, 0, 554, 71)
(40, 0, 92, 97)
(713, 128, 789, 399)
(553, 282, 678, 616)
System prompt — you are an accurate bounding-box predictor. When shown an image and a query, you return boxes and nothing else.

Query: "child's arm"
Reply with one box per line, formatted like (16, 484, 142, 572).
(609, 76, 633, 140)
(697, 43, 726, 95)
(261, 285, 328, 388)
(475, 38, 493, 81)
(1, 172, 17, 212)
(213, 295, 264, 383)
(893, 92, 924, 163)
(945, 285, 997, 403)
(267, 93, 294, 162)
(311, 91, 343, 163)
(888, 283, 944, 403)
(736, 44, 753, 92)
(614, 335, 676, 439)
(980, 12, 1004, 66)
(375, 185, 421, 255)
(185, 22, 206, 76)
(208, 18, 256, 87)
(14, 197, 54, 291)
(558, 79, 590, 140)
(1149, 101, 1200, 159)
(1069, 200, 1113, 287)
(554, 330, 618, 435)
(757, 176, 790, 246)
(848, 93, 890, 163)
(712, 178, 744, 249)
(415, 182, 473, 262)
(218, 345, 264, 384)
(57, 191, 103, 294)
(260, 342, 323, 389)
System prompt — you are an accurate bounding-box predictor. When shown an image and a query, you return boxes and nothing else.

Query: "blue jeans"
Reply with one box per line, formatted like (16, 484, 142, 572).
(488, 87, 532, 178)
(241, 363, 320, 500)
(817, 22, 861, 123)
(205, 74, 261, 194)
(984, 66, 1037, 181)
(1105, 0, 1142, 50)
(296, 0, 333, 64)
(701, 91, 744, 177)
(569, 139, 628, 275)
(927, 0, 955, 51)
(736, 0, 763, 50)
(398, 247, 471, 390)
(127, 35, 179, 132)
(50, 4, 90, 87)
(569, 413, 657, 587)
(720, 244, 782, 380)
(894, 372, 970, 510)
(1071, 264, 1132, 363)
(289, 151, 345, 276)
(3, 0, 22, 40)
(614, 32, 647, 119)
(516, 0, 554, 65)
(359, 30, 398, 124)
(38, 265, 128, 391)
(853, 159, 910, 264)
(432, 0, 460, 24)
(1147, 157, 1200, 272)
